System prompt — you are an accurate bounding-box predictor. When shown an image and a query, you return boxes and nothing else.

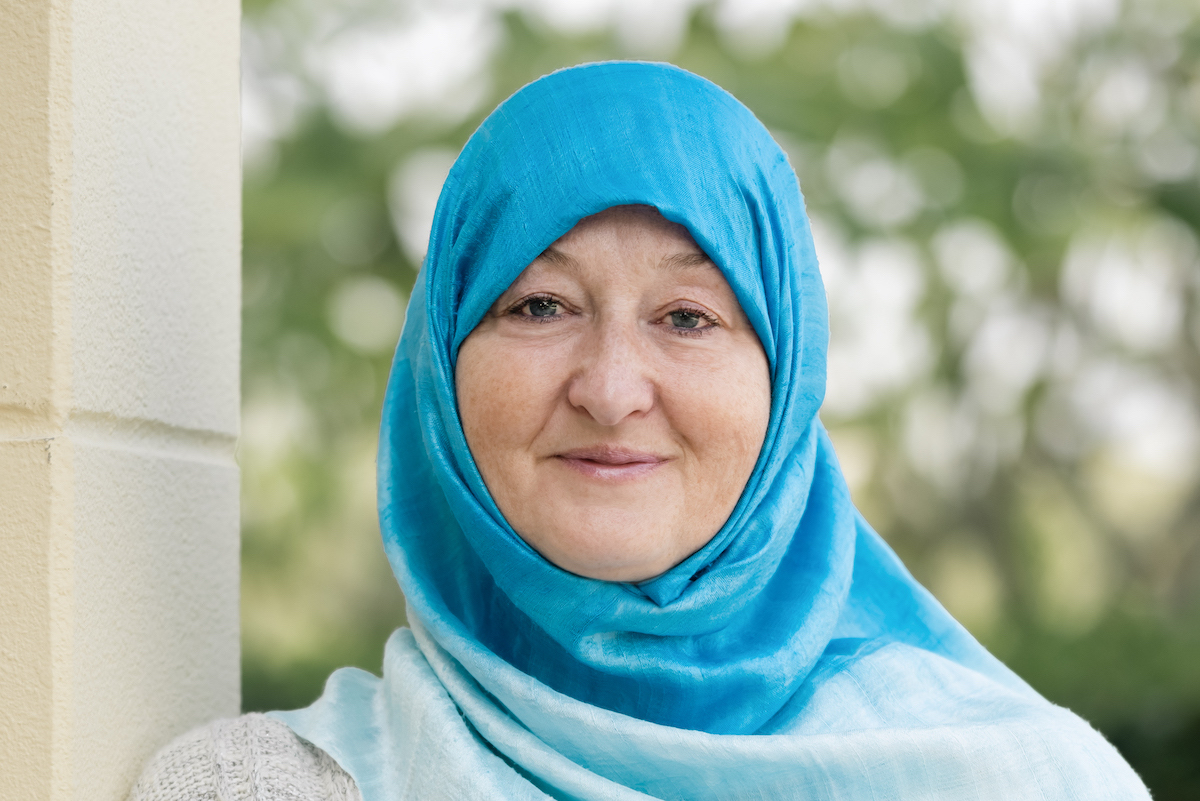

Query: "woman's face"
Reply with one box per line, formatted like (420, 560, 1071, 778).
(456, 205, 771, 582)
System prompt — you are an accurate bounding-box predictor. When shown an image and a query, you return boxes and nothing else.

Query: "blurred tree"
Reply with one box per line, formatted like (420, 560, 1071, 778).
(239, 1, 1200, 796)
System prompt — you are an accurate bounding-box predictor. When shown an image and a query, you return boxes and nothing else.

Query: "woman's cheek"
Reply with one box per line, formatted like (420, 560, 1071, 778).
(686, 344, 770, 469)
(678, 341, 769, 424)
(476, 336, 567, 445)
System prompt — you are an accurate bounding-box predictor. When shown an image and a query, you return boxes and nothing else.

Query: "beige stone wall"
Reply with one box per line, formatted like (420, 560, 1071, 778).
(0, 1, 241, 799)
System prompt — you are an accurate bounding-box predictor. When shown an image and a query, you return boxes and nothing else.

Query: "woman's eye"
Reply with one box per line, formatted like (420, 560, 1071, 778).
(666, 309, 716, 331)
(521, 297, 560, 317)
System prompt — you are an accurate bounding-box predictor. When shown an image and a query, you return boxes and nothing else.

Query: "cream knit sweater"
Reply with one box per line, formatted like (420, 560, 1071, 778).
(127, 714, 361, 801)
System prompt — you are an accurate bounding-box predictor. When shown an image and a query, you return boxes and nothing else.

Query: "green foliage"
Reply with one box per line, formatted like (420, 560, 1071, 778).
(241, 3, 1200, 795)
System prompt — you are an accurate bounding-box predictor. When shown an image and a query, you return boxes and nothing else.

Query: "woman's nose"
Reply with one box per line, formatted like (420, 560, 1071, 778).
(566, 322, 655, 427)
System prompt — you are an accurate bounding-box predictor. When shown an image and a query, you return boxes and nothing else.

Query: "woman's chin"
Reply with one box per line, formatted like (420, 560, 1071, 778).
(555, 553, 674, 583)
(520, 513, 703, 583)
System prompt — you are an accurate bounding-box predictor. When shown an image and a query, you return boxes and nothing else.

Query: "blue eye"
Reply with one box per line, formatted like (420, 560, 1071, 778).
(669, 310, 703, 329)
(661, 306, 719, 336)
(525, 297, 559, 317)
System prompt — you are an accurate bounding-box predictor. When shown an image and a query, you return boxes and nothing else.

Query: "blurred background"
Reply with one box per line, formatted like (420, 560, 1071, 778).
(238, 0, 1200, 795)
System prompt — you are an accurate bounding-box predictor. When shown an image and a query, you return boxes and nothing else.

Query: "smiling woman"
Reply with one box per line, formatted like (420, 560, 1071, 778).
(130, 62, 1149, 801)
(457, 205, 770, 581)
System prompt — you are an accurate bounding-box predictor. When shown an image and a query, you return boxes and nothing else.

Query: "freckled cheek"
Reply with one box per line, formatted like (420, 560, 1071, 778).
(458, 337, 568, 462)
(668, 351, 771, 472)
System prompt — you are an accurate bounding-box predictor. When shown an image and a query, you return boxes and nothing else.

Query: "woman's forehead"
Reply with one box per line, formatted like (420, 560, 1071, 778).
(556, 203, 705, 247)
(490, 206, 729, 305)
(555, 204, 696, 244)
(546, 205, 710, 264)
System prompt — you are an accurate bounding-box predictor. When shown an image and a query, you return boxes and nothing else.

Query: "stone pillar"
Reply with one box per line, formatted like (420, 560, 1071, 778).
(0, 1, 241, 799)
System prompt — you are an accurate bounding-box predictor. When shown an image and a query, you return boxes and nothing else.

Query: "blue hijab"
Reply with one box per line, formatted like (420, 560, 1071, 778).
(273, 62, 1147, 799)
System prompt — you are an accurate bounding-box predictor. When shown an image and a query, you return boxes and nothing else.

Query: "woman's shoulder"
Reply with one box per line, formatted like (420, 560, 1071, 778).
(127, 712, 361, 801)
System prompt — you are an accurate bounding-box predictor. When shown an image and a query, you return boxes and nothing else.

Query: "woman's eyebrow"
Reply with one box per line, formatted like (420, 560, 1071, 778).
(535, 245, 578, 269)
(659, 251, 714, 271)
(534, 246, 712, 272)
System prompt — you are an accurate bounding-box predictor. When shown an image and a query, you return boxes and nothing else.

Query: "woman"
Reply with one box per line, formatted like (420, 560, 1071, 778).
(131, 62, 1148, 800)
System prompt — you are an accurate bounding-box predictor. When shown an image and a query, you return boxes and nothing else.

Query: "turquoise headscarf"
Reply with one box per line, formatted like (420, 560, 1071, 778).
(273, 62, 1147, 799)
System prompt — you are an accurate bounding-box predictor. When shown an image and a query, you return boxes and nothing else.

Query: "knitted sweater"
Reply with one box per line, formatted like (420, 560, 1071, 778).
(128, 714, 361, 801)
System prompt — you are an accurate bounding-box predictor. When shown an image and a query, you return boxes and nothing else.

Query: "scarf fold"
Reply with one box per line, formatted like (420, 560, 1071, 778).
(272, 62, 1147, 800)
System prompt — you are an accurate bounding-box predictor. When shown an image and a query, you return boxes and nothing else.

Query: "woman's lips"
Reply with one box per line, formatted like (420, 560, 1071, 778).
(554, 446, 669, 481)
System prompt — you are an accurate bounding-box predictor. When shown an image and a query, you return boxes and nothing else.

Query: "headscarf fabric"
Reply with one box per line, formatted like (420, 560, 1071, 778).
(272, 62, 1147, 800)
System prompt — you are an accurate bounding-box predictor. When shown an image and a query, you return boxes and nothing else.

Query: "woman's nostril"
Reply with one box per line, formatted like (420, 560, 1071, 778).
(567, 369, 654, 426)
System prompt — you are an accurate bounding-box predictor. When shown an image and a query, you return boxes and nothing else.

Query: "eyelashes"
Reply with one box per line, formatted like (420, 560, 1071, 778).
(664, 306, 719, 334)
(505, 293, 563, 323)
(504, 294, 720, 336)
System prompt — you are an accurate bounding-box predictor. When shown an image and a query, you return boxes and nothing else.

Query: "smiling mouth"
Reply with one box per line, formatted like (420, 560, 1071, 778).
(554, 446, 669, 480)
